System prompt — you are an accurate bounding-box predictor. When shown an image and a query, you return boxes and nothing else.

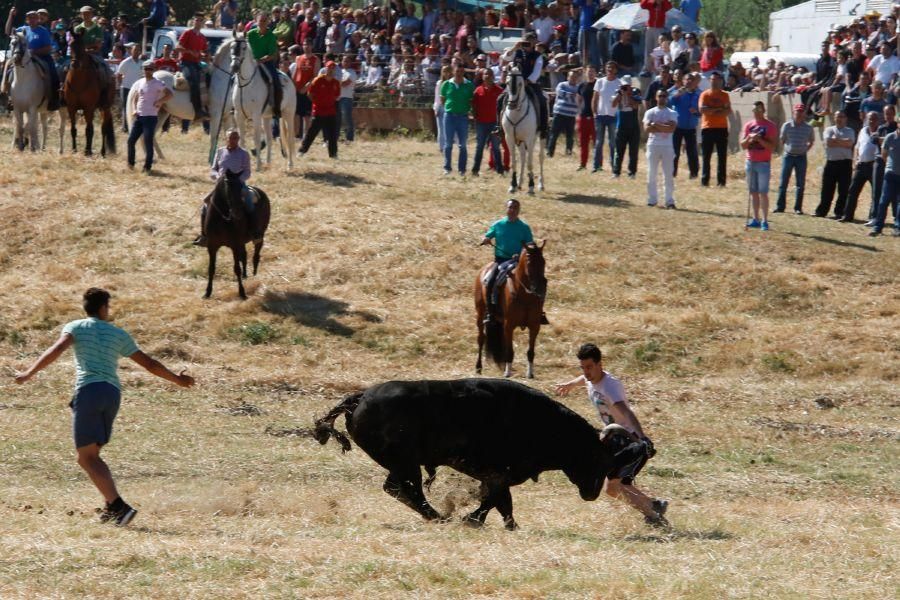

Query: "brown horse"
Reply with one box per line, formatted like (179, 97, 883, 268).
(63, 32, 116, 156)
(204, 170, 271, 300)
(475, 242, 547, 378)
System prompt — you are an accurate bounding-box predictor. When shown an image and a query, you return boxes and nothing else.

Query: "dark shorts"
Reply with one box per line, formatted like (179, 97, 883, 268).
(70, 382, 120, 449)
(296, 92, 312, 117)
(607, 440, 651, 486)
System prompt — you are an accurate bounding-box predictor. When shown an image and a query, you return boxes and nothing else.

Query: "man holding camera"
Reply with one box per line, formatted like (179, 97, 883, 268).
(611, 75, 643, 178)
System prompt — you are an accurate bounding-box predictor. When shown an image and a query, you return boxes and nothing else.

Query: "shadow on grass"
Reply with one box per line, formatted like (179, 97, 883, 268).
(556, 193, 629, 208)
(624, 528, 733, 543)
(292, 170, 372, 188)
(262, 290, 382, 337)
(781, 231, 880, 252)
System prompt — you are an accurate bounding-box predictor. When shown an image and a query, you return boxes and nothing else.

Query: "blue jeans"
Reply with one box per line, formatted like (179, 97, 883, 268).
(443, 112, 468, 173)
(180, 61, 203, 112)
(338, 97, 354, 141)
(871, 170, 900, 232)
(776, 154, 807, 212)
(127, 115, 158, 171)
(473, 121, 502, 174)
(593, 115, 616, 169)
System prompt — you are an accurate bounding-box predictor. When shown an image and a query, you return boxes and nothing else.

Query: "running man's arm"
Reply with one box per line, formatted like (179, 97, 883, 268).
(128, 351, 195, 387)
(607, 401, 646, 439)
(554, 374, 585, 396)
(5, 7, 17, 36)
(14, 333, 74, 383)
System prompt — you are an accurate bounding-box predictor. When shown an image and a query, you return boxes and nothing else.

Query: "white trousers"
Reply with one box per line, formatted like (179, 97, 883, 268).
(646, 144, 675, 206)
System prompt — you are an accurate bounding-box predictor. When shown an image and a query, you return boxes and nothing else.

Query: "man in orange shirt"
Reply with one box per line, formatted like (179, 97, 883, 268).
(292, 38, 319, 138)
(699, 71, 731, 187)
(299, 60, 341, 158)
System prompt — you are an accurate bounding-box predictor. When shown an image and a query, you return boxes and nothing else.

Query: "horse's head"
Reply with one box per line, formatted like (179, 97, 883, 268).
(10, 32, 27, 66)
(230, 36, 246, 73)
(520, 241, 547, 299)
(69, 31, 86, 64)
(506, 65, 523, 106)
(219, 169, 246, 221)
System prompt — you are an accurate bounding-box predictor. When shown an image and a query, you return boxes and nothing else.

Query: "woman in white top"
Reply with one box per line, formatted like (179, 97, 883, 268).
(434, 64, 452, 152)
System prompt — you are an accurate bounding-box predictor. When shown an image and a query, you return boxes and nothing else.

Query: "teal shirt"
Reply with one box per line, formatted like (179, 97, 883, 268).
(62, 318, 139, 390)
(440, 78, 475, 115)
(485, 217, 534, 261)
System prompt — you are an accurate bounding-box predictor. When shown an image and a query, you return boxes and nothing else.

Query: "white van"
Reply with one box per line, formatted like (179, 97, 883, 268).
(150, 27, 233, 60)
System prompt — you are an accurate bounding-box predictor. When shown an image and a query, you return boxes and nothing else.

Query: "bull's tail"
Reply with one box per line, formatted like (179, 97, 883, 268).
(313, 391, 363, 453)
(484, 316, 505, 368)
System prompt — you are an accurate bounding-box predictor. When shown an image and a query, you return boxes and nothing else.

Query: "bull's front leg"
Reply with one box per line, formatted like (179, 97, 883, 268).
(493, 486, 518, 530)
(383, 469, 444, 522)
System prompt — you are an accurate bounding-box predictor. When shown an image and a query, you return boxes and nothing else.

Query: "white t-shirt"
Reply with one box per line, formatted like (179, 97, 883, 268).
(867, 54, 900, 86)
(117, 56, 143, 90)
(593, 76, 622, 117)
(670, 38, 688, 61)
(585, 372, 635, 435)
(531, 17, 556, 45)
(643, 106, 679, 146)
(340, 68, 357, 99)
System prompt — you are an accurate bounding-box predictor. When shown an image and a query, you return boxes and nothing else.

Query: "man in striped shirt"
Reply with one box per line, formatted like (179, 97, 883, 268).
(14, 288, 195, 527)
(547, 69, 580, 158)
(775, 104, 815, 214)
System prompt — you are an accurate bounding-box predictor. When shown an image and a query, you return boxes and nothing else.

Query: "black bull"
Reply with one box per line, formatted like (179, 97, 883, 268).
(315, 378, 643, 529)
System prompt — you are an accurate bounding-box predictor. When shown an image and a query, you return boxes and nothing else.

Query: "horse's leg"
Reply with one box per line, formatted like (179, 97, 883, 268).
(240, 244, 248, 279)
(283, 111, 295, 169)
(252, 239, 263, 276)
(153, 109, 166, 161)
(27, 107, 39, 151)
(39, 111, 48, 151)
(263, 117, 273, 165)
(503, 318, 515, 378)
(68, 108, 77, 153)
(13, 108, 25, 151)
(475, 285, 486, 374)
(527, 143, 535, 195)
(538, 135, 545, 192)
(204, 246, 217, 299)
(84, 108, 94, 156)
(253, 117, 263, 171)
(57, 109, 66, 155)
(232, 245, 246, 300)
(518, 143, 527, 192)
(506, 133, 517, 194)
(526, 322, 539, 379)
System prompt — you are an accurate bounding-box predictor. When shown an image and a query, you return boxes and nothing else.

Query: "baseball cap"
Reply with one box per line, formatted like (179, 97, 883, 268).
(553, 24, 566, 32)
(142, 60, 156, 69)
(325, 60, 336, 68)
(620, 74, 632, 86)
(36, 8, 49, 14)
(80, 5, 94, 13)
(476, 53, 486, 61)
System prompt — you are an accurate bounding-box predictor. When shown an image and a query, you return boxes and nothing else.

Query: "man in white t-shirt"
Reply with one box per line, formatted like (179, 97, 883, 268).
(116, 43, 143, 132)
(643, 88, 679, 207)
(531, 7, 556, 45)
(590, 61, 623, 172)
(338, 54, 358, 142)
(866, 42, 900, 86)
(555, 343, 669, 527)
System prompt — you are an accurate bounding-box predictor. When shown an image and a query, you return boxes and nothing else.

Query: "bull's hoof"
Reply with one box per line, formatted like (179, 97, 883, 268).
(463, 515, 485, 528)
(504, 518, 519, 531)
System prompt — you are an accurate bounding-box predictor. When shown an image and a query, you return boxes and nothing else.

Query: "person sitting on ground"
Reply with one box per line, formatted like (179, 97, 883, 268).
(555, 343, 669, 528)
(194, 129, 257, 247)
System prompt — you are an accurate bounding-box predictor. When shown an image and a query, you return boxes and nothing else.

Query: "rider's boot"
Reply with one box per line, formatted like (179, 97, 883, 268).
(192, 204, 208, 246)
(272, 78, 283, 119)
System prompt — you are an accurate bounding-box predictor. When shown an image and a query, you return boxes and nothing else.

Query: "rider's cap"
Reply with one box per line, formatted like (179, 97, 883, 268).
(25, 10, 38, 16)
(37, 8, 49, 14)
(80, 6, 94, 13)
(142, 60, 156, 69)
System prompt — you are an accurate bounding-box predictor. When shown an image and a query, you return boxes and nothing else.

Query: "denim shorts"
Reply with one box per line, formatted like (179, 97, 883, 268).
(746, 160, 771, 194)
(70, 382, 121, 448)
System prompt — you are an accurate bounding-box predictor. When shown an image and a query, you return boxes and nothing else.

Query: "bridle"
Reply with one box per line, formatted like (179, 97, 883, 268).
(231, 38, 258, 89)
(11, 34, 32, 68)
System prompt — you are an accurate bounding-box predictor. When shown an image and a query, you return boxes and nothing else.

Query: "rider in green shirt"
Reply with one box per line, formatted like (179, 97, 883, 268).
(74, 6, 103, 56)
(247, 13, 282, 118)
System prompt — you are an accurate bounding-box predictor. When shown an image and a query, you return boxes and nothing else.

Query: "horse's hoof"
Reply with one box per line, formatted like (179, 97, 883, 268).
(527, 189, 535, 196)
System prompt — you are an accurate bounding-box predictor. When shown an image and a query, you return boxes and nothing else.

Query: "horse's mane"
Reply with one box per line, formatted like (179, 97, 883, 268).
(213, 38, 235, 66)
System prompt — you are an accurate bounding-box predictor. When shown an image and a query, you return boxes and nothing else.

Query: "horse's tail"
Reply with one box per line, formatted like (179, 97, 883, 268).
(101, 110, 115, 154)
(313, 391, 363, 453)
(484, 315, 505, 368)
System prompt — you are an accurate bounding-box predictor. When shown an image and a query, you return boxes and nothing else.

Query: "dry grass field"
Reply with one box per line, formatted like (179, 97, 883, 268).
(0, 120, 897, 599)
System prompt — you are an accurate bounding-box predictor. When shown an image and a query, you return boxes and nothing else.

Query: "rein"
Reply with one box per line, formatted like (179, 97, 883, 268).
(503, 72, 532, 141)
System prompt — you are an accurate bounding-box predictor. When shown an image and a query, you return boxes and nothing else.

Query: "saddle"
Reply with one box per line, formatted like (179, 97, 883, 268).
(482, 259, 517, 290)
(172, 72, 210, 110)
(245, 186, 260, 210)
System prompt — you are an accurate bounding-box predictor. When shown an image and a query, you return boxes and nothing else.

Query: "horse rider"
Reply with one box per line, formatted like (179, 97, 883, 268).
(176, 13, 209, 119)
(73, 5, 114, 94)
(3, 8, 61, 110)
(495, 32, 548, 137)
(247, 12, 283, 119)
(193, 129, 261, 247)
(479, 199, 549, 324)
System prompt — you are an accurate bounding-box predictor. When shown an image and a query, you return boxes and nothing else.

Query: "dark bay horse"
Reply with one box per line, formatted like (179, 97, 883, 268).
(204, 170, 271, 299)
(475, 242, 547, 378)
(63, 32, 115, 156)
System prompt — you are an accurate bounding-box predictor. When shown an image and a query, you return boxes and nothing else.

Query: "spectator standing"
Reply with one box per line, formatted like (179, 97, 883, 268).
(471, 69, 504, 176)
(698, 71, 731, 186)
(547, 69, 581, 158)
(869, 105, 899, 225)
(774, 104, 816, 214)
(396, 4, 421, 41)
(740, 101, 778, 230)
(814, 111, 856, 218)
(338, 54, 357, 143)
(639, 0, 672, 77)
(127, 60, 172, 174)
(868, 126, 900, 236)
(573, 0, 599, 68)
(669, 72, 701, 178)
(643, 88, 678, 207)
(592, 61, 622, 172)
(434, 64, 452, 153)
(441, 64, 475, 175)
(611, 75, 642, 178)
(861, 80, 888, 125)
(116, 43, 143, 133)
(611, 30, 637, 76)
(532, 6, 556, 45)
(272, 7, 296, 48)
(643, 66, 673, 110)
(141, 0, 168, 42)
(843, 112, 881, 222)
(215, 0, 238, 30)
(679, 0, 702, 23)
(299, 61, 342, 158)
(577, 66, 597, 171)
(842, 71, 872, 132)
(293, 38, 320, 139)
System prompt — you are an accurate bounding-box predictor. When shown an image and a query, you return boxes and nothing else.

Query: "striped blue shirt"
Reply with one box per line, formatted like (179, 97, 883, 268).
(553, 82, 579, 117)
(62, 318, 139, 390)
(780, 120, 815, 155)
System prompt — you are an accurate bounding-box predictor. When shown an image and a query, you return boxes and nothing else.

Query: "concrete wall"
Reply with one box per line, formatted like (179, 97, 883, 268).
(727, 90, 826, 156)
(353, 107, 437, 134)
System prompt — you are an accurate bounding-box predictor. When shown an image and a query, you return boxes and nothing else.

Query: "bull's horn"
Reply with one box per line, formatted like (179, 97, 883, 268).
(598, 423, 630, 441)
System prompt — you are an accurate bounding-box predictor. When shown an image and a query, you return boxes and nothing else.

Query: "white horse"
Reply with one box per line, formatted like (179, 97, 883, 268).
(6, 31, 65, 152)
(229, 34, 296, 170)
(126, 40, 235, 162)
(502, 65, 544, 194)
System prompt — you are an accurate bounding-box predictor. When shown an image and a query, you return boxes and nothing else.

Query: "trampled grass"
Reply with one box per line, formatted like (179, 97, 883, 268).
(0, 121, 897, 599)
